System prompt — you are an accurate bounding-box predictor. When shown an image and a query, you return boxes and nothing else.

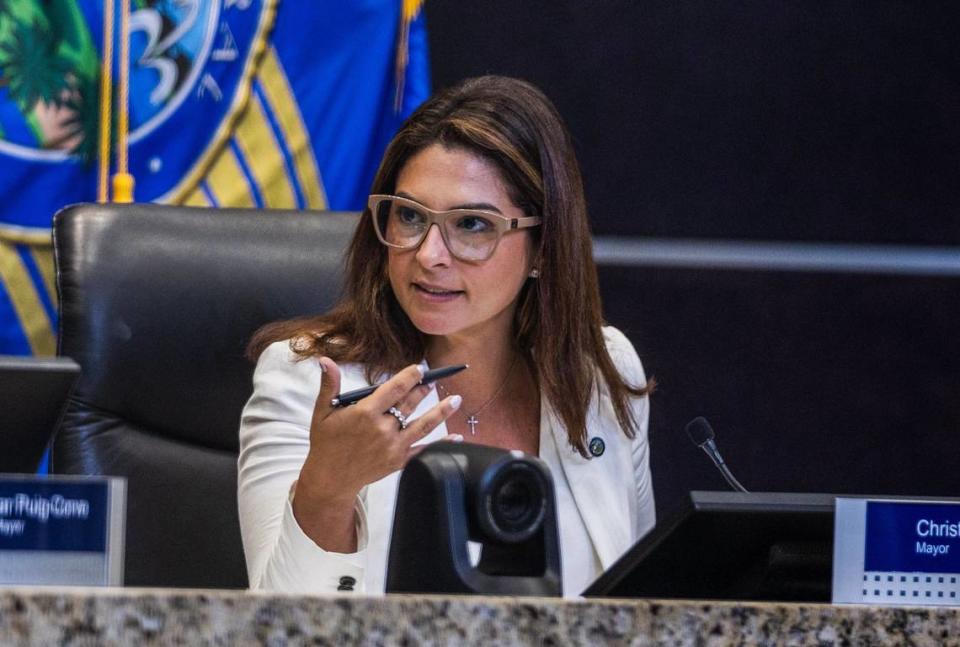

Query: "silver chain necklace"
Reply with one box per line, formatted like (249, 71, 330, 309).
(437, 355, 519, 435)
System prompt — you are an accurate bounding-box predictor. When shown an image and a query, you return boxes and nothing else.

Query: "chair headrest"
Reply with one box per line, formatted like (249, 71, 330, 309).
(54, 203, 360, 451)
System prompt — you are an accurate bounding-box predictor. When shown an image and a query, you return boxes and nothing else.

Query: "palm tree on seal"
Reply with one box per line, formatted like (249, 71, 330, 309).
(0, 16, 71, 111)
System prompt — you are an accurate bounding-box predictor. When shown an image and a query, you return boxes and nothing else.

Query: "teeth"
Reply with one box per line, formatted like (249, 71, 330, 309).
(420, 285, 455, 294)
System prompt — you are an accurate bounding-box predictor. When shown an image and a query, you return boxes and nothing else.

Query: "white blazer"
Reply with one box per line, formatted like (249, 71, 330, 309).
(237, 326, 655, 596)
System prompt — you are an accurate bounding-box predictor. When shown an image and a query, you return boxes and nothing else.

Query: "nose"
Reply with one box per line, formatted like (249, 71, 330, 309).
(415, 224, 451, 266)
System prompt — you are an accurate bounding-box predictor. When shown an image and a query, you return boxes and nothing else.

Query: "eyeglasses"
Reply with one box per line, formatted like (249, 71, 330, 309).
(368, 194, 541, 262)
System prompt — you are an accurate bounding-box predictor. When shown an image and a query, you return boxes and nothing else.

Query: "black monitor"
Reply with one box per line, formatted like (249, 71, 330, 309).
(583, 491, 836, 602)
(0, 355, 81, 473)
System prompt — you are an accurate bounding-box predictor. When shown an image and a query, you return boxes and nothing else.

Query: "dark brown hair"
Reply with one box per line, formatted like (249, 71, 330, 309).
(248, 75, 651, 455)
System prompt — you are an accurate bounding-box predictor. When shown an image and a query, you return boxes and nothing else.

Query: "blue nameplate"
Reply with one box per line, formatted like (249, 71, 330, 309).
(0, 475, 125, 586)
(833, 497, 960, 605)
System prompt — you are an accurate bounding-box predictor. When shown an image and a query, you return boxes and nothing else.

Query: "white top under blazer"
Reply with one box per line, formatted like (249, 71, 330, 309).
(237, 326, 655, 597)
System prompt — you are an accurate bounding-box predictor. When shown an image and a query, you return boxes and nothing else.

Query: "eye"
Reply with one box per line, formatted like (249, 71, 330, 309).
(395, 205, 426, 226)
(455, 214, 495, 233)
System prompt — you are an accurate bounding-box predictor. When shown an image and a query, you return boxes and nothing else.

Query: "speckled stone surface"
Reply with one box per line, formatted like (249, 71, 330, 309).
(1, 588, 959, 646)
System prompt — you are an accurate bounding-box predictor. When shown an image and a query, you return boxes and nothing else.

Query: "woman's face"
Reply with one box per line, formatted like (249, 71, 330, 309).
(387, 143, 535, 348)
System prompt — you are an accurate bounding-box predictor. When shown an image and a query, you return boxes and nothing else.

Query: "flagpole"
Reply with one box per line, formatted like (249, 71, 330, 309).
(112, 0, 134, 203)
(394, 0, 423, 112)
(96, 0, 115, 203)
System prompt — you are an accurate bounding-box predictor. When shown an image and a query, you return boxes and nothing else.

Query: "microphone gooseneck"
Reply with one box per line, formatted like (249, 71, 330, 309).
(684, 416, 749, 493)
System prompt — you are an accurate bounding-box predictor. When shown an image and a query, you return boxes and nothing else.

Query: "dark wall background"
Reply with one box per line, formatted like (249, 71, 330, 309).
(425, 2, 960, 520)
(426, 1, 960, 244)
(598, 263, 960, 519)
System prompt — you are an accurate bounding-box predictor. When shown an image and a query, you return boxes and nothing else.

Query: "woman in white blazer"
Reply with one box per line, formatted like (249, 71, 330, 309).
(238, 76, 655, 597)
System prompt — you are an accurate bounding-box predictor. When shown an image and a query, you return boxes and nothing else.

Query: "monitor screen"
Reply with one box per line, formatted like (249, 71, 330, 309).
(583, 491, 836, 602)
(0, 356, 80, 473)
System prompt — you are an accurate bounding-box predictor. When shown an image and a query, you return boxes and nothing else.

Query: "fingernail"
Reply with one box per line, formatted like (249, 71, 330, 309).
(318, 358, 327, 374)
(449, 434, 464, 443)
(449, 395, 462, 409)
(416, 365, 425, 379)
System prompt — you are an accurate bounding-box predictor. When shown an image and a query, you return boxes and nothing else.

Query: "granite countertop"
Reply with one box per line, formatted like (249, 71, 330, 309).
(2, 588, 959, 646)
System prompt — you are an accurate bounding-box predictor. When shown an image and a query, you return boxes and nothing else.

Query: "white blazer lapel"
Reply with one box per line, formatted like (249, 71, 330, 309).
(544, 395, 632, 569)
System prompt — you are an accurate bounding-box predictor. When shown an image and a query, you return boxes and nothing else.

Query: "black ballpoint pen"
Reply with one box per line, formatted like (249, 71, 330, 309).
(330, 364, 468, 407)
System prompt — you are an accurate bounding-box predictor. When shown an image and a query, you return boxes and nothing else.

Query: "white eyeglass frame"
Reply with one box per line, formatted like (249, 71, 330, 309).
(368, 194, 541, 262)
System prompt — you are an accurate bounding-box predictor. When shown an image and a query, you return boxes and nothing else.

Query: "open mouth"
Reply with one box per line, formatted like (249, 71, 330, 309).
(414, 283, 464, 297)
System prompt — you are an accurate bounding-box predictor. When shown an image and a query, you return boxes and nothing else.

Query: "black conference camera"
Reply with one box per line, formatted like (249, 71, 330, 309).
(385, 441, 562, 596)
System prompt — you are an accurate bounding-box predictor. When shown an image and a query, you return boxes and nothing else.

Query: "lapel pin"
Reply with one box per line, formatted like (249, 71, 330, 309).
(588, 436, 605, 457)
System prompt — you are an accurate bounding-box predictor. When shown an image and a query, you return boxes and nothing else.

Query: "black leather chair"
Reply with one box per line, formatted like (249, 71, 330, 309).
(53, 203, 359, 588)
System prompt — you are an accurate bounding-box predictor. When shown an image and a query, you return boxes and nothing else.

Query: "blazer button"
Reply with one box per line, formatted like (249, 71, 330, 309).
(588, 437, 605, 457)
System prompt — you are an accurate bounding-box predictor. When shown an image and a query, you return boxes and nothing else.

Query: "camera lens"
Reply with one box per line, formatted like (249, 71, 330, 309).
(481, 461, 547, 543)
(495, 478, 533, 524)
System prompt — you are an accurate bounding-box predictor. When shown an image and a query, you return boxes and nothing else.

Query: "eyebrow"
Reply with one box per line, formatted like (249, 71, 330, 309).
(395, 192, 503, 214)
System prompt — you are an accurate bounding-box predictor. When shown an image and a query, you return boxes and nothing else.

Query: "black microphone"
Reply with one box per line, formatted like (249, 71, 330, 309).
(684, 416, 749, 493)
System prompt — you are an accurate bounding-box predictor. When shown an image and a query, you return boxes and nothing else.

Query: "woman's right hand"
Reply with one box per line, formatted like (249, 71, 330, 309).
(292, 357, 462, 552)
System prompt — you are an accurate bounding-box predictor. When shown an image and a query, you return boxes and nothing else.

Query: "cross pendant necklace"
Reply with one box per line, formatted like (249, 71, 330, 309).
(466, 415, 479, 435)
(437, 355, 519, 435)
